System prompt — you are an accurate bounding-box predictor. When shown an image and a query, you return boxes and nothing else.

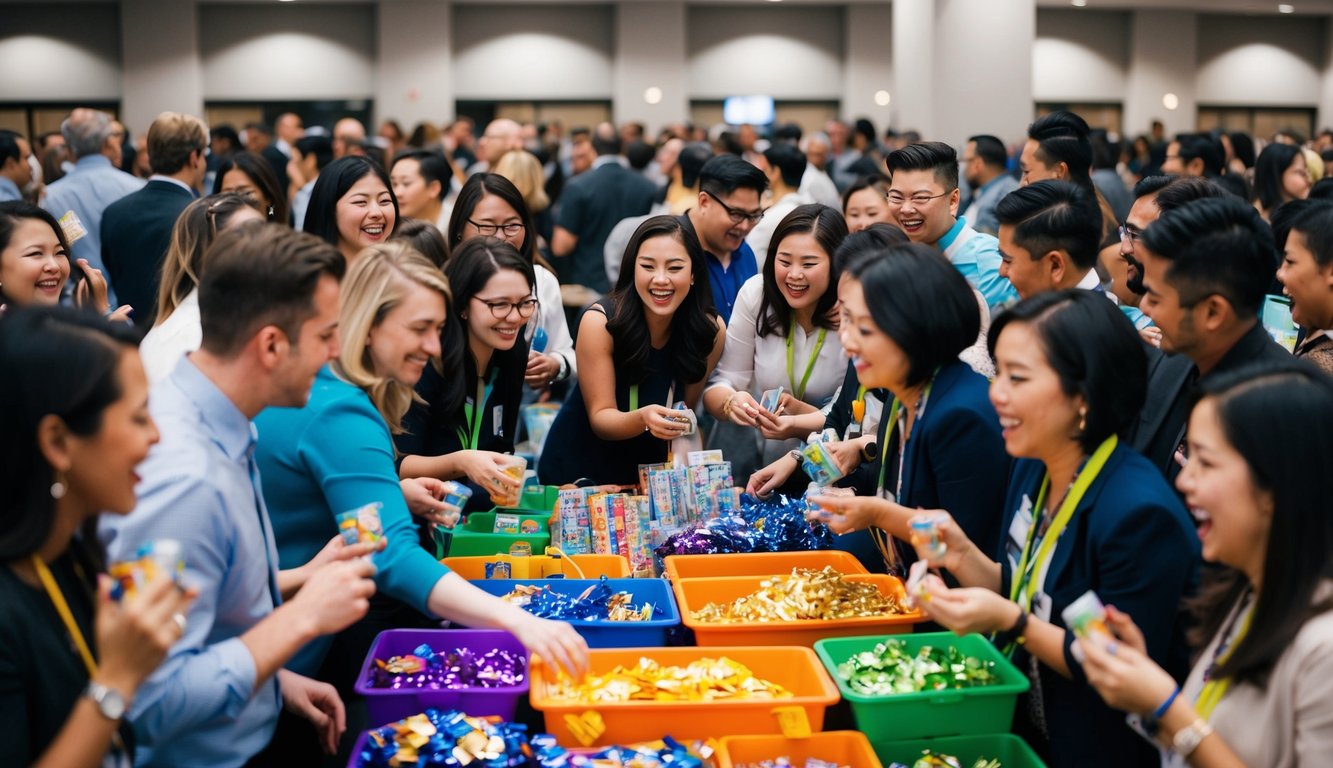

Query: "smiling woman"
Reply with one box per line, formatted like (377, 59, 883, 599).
(301, 156, 399, 262)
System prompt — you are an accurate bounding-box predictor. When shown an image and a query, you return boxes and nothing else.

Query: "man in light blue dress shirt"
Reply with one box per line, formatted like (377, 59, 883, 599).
(40, 109, 144, 307)
(0, 130, 32, 202)
(101, 224, 376, 767)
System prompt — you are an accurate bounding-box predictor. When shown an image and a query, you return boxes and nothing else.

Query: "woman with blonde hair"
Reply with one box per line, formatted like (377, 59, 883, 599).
(254, 241, 587, 727)
(138, 192, 265, 383)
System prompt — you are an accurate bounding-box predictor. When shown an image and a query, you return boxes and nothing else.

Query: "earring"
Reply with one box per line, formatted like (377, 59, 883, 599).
(1077, 407, 1087, 433)
(50, 473, 66, 500)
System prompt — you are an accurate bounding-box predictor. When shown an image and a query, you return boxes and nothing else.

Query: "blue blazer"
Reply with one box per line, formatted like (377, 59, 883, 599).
(1000, 444, 1199, 767)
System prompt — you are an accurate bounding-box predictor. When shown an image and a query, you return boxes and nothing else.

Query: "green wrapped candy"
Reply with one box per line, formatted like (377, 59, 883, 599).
(836, 640, 999, 695)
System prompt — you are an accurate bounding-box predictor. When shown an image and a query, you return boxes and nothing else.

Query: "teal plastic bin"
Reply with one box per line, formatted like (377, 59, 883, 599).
(873, 734, 1046, 768)
(813, 632, 1029, 741)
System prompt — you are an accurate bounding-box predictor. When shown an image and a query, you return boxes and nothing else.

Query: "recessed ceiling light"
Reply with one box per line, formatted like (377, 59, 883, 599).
(1071, 0, 1088, 6)
(643, 87, 663, 105)
(1163, 93, 1180, 110)
(1279, 4, 1295, 12)
(874, 90, 891, 107)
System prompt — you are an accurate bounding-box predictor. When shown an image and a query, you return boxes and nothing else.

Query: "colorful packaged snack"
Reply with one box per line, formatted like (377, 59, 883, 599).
(109, 539, 184, 601)
(908, 514, 948, 560)
(1062, 589, 1112, 639)
(337, 502, 384, 546)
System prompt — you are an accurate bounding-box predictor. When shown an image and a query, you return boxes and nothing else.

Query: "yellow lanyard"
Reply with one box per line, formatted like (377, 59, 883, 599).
(33, 554, 98, 676)
(1195, 599, 1255, 720)
(1008, 435, 1118, 611)
(786, 320, 828, 401)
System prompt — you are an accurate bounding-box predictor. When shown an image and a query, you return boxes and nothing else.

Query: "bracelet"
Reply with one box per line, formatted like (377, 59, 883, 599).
(1172, 718, 1214, 757)
(721, 392, 737, 419)
(1153, 686, 1181, 720)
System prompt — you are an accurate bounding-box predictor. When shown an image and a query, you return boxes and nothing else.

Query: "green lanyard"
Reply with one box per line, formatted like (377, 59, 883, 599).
(1008, 435, 1119, 611)
(786, 319, 828, 401)
(628, 383, 674, 412)
(459, 370, 497, 451)
(874, 375, 936, 498)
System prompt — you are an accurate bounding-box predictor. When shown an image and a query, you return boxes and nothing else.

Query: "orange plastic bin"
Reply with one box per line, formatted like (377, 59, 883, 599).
(716, 732, 884, 768)
(675, 574, 924, 647)
(529, 646, 840, 746)
(664, 551, 869, 582)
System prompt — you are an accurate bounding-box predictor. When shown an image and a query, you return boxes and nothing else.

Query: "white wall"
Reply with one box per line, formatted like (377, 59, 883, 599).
(1034, 9, 1130, 102)
(614, 2, 689, 134)
(1197, 15, 1324, 105)
(1125, 10, 1198, 137)
(0, 3, 121, 100)
(377, 0, 454, 128)
(198, 4, 377, 100)
(842, 3, 893, 129)
(686, 6, 844, 100)
(121, 0, 202, 134)
(452, 5, 614, 100)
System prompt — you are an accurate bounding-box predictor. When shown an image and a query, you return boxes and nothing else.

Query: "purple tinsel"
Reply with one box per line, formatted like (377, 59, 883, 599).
(368, 643, 526, 690)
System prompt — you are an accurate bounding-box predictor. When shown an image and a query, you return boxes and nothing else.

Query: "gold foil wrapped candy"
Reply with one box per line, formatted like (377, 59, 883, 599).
(690, 566, 908, 623)
(546, 656, 793, 703)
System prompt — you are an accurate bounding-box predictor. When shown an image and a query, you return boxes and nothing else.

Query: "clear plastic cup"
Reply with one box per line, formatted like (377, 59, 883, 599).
(490, 455, 527, 507)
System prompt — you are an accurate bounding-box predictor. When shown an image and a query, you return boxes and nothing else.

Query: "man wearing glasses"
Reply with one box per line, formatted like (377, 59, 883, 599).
(552, 125, 657, 293)
(680, 154, 768, 324)
(885, 141, 1017, 312)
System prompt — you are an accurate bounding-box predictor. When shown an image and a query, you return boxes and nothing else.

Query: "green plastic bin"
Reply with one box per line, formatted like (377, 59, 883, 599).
(444, 511, 551, 557)
(516, 484, 559, 512)
(872, 734, 1046, 768)
(813, 632, 1029, 741)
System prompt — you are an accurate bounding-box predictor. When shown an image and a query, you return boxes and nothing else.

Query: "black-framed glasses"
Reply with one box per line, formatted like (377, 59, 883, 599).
(703, 190, 766, 225)
(473, 296, 538, 319)
(1118, 223, 1143, 245)
(468, 219, 525, 237)
(885, 190, 950, 207)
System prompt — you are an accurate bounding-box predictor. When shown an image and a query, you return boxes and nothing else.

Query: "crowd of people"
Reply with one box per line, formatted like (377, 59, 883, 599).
(2, 103, 1333, 768)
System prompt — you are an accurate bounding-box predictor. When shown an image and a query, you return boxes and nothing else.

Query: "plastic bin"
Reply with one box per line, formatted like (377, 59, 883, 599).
(664, 551, 869, 581)
(676, 574, 923, 647)
(517, 484, 560, 512)
(872, 734, 1046, 768)
(813, 632, 1029, 741)
(354, 629, 529, 727)
(445, 511, 552, 557)
(442, 553, 631, 580)
(468, 578, 680, 647)
(717, 732, 883, 768)
(530, 646, 840, 746)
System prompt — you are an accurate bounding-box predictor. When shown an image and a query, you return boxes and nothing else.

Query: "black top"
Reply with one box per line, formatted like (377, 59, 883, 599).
(538, 301, 682, 486)
(397, 356, 523, 514)
(0, 543, 133, 764)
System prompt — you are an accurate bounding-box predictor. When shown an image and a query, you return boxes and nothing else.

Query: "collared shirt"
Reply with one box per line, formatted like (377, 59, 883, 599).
(148, 174, 196, 196)
(962, 173, 1019, 236)
(100, 357, 282, 768)
(0, 175, 20, 202)
(679, 212, 757, 324)
(935, 215, 1019, 312)
(139, 289, 201, 384)
(41, 155, 145, 306)
(745, 191, 812, 271)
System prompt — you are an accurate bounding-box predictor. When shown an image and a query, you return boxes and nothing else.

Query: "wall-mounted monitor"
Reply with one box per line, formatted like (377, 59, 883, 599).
(723, 95, 775, 126)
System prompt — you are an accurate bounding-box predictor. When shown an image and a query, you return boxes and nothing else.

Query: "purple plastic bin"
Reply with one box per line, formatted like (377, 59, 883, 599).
(353, 628, 529, 728)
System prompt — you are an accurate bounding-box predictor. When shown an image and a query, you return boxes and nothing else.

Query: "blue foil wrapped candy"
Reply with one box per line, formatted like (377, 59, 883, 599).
(500, 576, 658, 622)
(653, 493, 833, 561)
(356, 708, 532, 768)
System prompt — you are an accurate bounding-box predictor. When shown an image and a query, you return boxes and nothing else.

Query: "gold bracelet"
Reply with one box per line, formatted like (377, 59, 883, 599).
(721, 392, 737, 419)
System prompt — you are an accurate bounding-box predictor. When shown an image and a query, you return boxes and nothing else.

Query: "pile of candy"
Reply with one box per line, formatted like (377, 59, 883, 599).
(531, 735, 710, 768)
(888, 754, 1000, 768)
(357, 709, 532, 767)
(368, 643, 526, 690)
(836, 640, 999, 695)
(501, 577, 657, 622)
(654, 494, 833, 560)
(545, 656, 793, 703)
(690, 567, 909, 623)
(736, 759, 849, 768)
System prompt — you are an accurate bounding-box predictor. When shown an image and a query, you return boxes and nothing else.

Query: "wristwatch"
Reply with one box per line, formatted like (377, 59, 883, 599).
(861, 441, 879, 463)
(85, 681, 128, 720)
(1172, 718, 1214, 757)
(787, 449, 804, 465)
(553, 354, 570, 383)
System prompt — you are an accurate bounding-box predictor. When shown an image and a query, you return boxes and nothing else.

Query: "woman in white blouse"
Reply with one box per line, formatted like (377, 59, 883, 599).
(703, 204, 848, 465)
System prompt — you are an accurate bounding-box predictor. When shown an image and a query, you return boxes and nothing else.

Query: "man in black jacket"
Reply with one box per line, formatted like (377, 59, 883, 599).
(102, 111, 207, 327)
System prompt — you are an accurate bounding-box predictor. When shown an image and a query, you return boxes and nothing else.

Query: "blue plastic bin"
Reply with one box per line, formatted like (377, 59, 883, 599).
(467, 577, 680, 647)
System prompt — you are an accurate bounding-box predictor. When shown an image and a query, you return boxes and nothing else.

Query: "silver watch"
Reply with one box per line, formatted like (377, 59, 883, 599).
(85, 681, 128, 720)
(1172, 718, 1214, 757)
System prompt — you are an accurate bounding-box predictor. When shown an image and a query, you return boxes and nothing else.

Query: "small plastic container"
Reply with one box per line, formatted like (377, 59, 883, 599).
(676, 574, 923, 647)
(468, 577, 680, 647)
(445, 511, 551, 557)
(354, 628, 529, 727)
(871, 734, 1047, 768)
(529, 646, 840, 746)
(663, 551, 870, 582)
(442, 553, 631, 580)
(717, 732, 884, 768)
(813, 632, 1030, 742)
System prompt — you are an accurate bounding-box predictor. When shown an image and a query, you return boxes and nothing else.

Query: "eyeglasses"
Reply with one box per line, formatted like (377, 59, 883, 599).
(1118, 223, 1143, 245)
(473, 296, 538, 319)
(886, 191, 950, 207)
(468, 220, 525, 237)
(703, 190, 766, 225)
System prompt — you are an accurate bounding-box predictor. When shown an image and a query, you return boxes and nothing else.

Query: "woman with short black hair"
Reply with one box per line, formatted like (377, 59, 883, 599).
(302, 156, 398, 262)
(1254, 143, 1311, 222)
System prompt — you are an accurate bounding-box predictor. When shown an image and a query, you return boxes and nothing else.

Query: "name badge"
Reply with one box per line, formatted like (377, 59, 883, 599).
(1006, 494, 1034, 570)
(493, 405, 504, 437)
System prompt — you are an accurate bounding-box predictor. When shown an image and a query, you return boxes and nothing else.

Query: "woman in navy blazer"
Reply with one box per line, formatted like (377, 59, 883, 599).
(896, 291, 1199, 767)
(811, 244, 1009, 574)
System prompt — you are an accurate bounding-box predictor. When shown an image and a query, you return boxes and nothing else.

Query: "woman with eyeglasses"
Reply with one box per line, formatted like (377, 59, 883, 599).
(138, 193, 266, 383)
(396, 237, 536, 513)
(538, 215, 725, 487)
(447, 174, 575, 394)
